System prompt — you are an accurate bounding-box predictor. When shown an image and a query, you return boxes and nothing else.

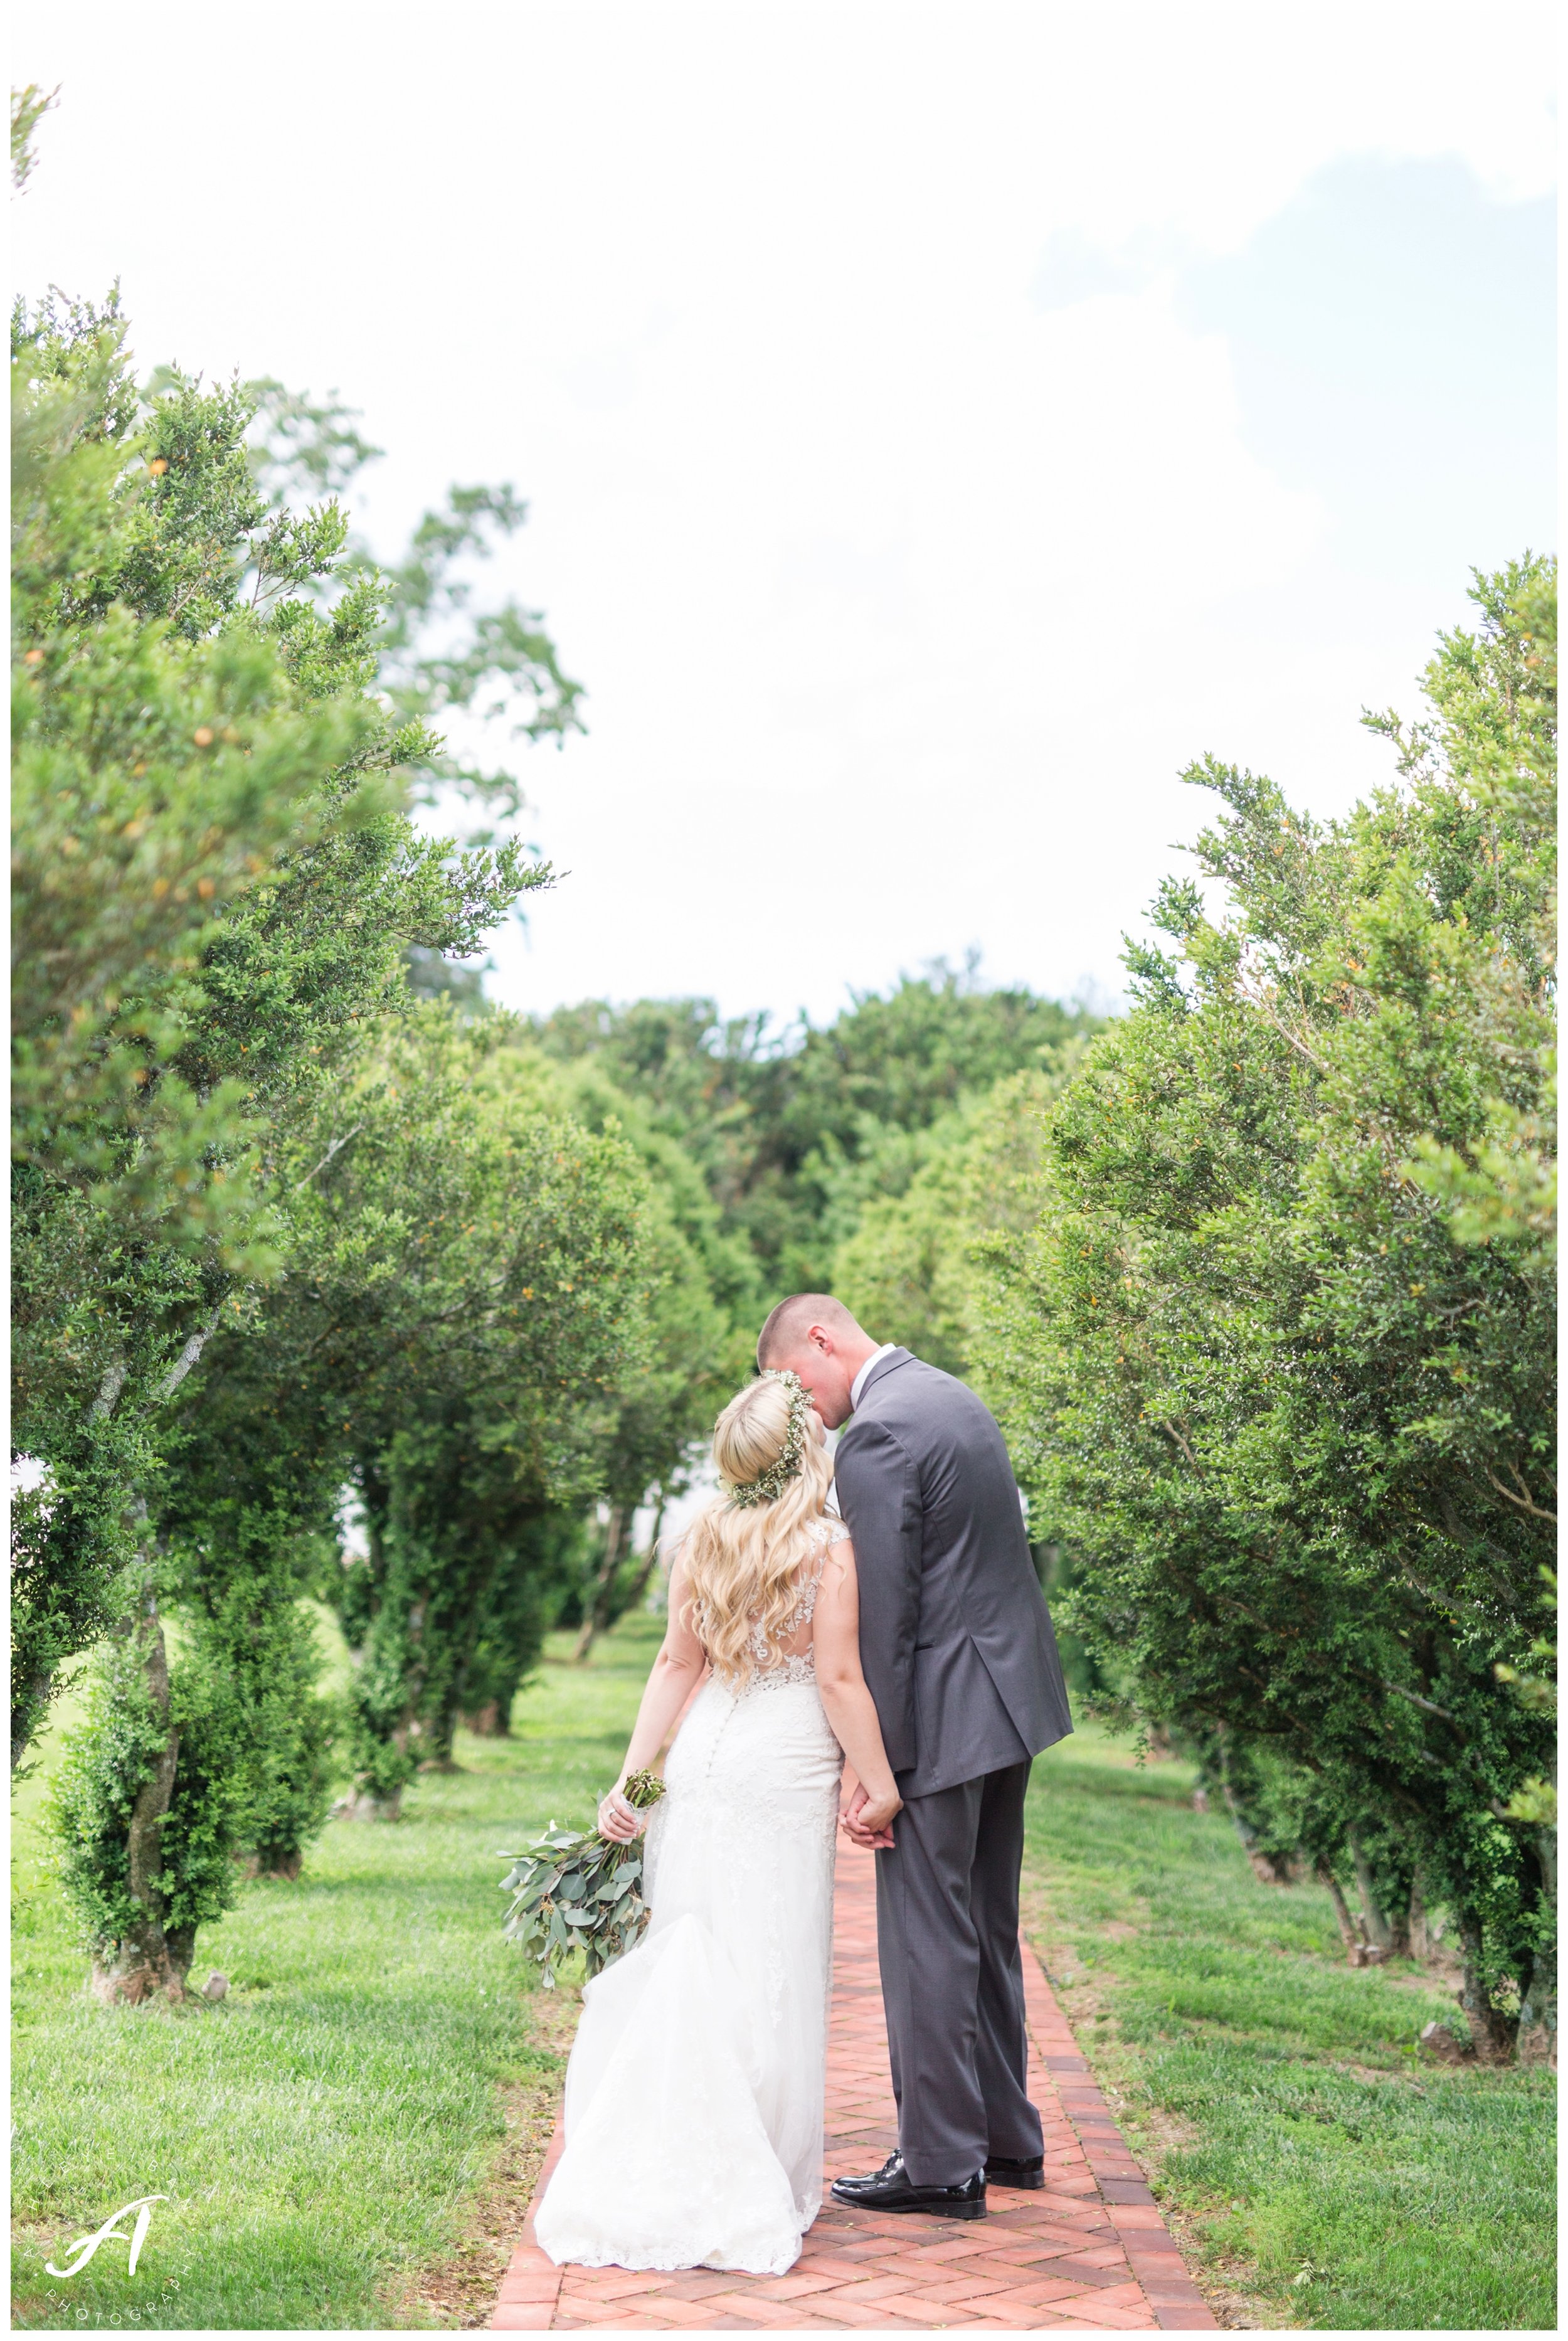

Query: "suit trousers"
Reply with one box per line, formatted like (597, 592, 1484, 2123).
(872, 1758, 1043, 2186)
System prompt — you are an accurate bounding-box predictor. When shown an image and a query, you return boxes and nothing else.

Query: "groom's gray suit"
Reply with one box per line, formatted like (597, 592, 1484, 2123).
(833, 1347, 1073, 2187)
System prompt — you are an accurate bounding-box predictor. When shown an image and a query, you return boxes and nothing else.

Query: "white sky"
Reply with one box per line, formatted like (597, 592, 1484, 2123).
(13, 3, 1557, 1027)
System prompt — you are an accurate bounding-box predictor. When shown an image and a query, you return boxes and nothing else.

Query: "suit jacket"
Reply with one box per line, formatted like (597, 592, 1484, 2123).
(832, 1348, 1073, 1797)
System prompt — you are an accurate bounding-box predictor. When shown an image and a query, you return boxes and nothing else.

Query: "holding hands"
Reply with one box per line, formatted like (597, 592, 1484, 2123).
(839, 1772, 901, 1850)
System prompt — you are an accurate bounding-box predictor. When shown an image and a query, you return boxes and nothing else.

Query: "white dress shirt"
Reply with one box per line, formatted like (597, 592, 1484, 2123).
(849, 1342, 899, 1412)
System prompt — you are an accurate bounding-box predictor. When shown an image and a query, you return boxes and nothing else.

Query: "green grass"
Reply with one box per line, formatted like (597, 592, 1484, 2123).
(1023, 1725, 1557, 2330)
(14, 1620, 1554, 2330)
(11, 1608, 665, 2332)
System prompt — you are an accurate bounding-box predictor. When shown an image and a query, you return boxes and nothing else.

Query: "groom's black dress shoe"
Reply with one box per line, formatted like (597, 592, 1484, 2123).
(983, 2153, 1046, 2190)
(829, 2151, 901, 2201)
(830, 2152, 987, 2220)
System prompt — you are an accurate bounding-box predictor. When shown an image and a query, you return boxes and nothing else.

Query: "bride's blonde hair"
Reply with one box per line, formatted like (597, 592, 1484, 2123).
(681, 1376, 835, 1685)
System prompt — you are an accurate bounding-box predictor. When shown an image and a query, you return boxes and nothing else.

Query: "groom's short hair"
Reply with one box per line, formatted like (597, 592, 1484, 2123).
(756, 1292, 862, 1367)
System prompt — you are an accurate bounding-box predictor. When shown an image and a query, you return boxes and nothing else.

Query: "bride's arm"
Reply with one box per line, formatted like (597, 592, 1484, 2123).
(596, 1558, 708, 1841)
(812, 1539, 902, 1840)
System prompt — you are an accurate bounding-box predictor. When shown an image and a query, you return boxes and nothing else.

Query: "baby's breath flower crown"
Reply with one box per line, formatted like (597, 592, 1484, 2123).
(724, 1369, 815, 1508)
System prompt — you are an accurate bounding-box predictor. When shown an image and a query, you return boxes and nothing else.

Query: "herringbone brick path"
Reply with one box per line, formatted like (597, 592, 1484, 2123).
(490, 1843, 1217, 2331)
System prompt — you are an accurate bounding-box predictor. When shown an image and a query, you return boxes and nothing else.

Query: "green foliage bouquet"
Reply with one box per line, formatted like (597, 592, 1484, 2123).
(499, 1768, 667, 1986)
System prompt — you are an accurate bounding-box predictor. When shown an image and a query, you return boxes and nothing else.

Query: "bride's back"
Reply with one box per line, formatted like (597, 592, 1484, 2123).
(690, 1507, 845, 1685)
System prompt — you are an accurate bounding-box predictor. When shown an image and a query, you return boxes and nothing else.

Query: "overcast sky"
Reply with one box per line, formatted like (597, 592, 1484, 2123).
(14, 3, 1557, 1031)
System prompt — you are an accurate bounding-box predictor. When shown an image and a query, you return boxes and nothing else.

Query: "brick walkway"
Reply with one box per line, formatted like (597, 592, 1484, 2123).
(491, 1844, 1217, 2332)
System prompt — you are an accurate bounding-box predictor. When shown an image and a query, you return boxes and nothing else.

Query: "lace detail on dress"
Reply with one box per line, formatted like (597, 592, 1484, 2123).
(718, 1512, 848, 1697)
(736, 1652, 818, 1696)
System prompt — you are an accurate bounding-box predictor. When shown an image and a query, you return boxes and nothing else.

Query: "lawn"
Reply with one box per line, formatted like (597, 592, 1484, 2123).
(13, 1609, 1555, 2332)
(10, 1608, 666, 2332)
(1022, 1726, 1557, 2331)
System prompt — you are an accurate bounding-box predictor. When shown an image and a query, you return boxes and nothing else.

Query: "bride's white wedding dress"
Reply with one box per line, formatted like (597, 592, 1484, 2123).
(534, 1514, 847, 2275)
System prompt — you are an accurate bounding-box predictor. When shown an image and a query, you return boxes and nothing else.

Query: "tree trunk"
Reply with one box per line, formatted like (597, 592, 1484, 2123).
(614, 1537, 665, 1630)
(572, 1505, 627, 1665)
(1348, 1829, 1395, 1951)
(336, 1783, 403, 1822)
(90, 1581, 190, 2005)
(342, 1694, 413, 1820)
(420, 1684, 464, 1770)
(1317, 1861, 1365, 1956)
(240, 1849, 304, 1881)
(1517, 1825, 1557, 2068)
(1405, 1867, 1429, 1961)
(461, 1699, 505, 1737)
(1458, 1921, 1519, 2062)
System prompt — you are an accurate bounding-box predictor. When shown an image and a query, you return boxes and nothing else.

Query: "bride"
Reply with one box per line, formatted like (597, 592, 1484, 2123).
(533, 1368, 903, 2276)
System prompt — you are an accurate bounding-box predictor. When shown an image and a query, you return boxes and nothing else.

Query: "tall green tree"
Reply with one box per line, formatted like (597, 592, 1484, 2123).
(14, 95, 614, 1996)
(978, 560, 1556, 2061)
(13, 290, 383, 1765)
(11, 135, 575, 1773)
(51, 1003, 653, 1989)
(169, 1010, 657, 1823)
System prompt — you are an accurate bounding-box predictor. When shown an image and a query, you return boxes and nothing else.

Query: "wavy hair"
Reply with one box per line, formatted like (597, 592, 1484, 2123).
(681, 1376, 835, 1686)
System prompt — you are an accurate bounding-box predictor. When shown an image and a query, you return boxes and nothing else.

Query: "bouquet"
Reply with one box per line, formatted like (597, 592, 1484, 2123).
(498, 1768, 667, 1988)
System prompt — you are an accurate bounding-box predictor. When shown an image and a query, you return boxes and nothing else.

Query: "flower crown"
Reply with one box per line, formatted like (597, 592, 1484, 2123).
(724, 1369, 815, 1508)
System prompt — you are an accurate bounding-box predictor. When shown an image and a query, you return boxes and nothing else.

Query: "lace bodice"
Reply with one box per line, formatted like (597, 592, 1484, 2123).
(725, 1513, 849, 1697)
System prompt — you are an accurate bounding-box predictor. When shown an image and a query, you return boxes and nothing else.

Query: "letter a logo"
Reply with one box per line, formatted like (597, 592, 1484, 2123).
(46, 2195, 167, 2278)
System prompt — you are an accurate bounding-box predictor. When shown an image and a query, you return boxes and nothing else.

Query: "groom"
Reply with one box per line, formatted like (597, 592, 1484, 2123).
(756, 1296, 1073, 2221)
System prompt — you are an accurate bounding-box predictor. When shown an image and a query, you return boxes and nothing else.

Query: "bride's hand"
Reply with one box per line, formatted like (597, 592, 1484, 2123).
(598, 1786, 643, 1842)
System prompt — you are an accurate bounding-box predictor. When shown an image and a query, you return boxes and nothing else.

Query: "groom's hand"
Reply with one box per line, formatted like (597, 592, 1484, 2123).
(839, 1780, 895, 1852)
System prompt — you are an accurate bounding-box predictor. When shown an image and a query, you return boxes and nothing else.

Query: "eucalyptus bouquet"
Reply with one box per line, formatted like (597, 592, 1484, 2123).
(498, 1768, 667, 1987)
